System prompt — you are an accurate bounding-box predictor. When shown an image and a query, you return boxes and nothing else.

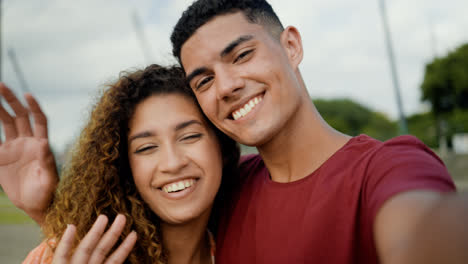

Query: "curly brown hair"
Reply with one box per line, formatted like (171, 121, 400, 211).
(42, 64, 240, 263)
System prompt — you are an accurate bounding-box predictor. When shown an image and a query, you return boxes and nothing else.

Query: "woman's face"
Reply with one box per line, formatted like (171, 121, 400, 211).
(127, 94, 223, 225)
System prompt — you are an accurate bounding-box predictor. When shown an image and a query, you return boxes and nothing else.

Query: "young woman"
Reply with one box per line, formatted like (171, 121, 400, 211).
(0, 64, 239, 263)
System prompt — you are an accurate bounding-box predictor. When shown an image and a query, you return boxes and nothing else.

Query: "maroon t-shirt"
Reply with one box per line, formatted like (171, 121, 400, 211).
(216, 135, 455, 263)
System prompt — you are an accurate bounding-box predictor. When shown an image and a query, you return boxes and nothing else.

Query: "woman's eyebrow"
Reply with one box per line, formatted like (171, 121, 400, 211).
(175, 120, 203, 131)
(128, 131, 155, 144)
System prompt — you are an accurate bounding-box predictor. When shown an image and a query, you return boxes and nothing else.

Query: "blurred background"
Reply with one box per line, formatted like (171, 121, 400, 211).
(1, 0, 468, 262)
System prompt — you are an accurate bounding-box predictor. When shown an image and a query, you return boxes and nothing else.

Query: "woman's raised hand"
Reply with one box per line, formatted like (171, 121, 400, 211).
(53, 214, 137, 264)
(0, 83, 58, 225)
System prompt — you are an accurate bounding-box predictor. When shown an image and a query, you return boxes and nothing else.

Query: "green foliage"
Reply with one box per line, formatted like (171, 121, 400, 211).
(421, 43, 468, 115)
(420, 43, 468, 149)
(406, 112, 438, 148)
(0, 193, 34, 224)
(362, 112, 399, 141)
(313, 98, 398, 141)
(401, 110, 468, 149)
(449, 109, 468, 134)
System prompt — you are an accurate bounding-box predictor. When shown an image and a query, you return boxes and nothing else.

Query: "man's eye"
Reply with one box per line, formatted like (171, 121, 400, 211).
(196, 76, 213, 90)
(134, 145, 157, 154)
(234, 49, 253, 64)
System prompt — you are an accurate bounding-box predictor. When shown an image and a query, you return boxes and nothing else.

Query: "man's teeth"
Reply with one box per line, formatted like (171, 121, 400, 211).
(163, 179, 196, 193)
(232, 96, 262, 120)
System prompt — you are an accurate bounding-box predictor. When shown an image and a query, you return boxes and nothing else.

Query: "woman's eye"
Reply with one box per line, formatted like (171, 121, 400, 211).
(234, 49, 253, 63)
(196, 76, 213, 90)
(182, 133, 202, 142)
(134, 145, 157, 154)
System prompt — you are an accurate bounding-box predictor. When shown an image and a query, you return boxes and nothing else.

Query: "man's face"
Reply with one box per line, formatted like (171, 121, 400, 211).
(180, 12, 303, 146)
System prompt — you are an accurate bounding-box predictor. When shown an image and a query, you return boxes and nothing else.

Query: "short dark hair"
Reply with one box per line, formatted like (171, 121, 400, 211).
(171, 0, 284, 62)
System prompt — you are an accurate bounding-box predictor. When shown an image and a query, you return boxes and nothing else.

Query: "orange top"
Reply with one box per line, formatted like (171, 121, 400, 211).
(23, 231, 216, 264)
(22, 240, 55, 264)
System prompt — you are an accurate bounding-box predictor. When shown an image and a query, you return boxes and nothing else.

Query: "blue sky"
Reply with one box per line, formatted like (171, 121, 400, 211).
(2, 0, 468, 152)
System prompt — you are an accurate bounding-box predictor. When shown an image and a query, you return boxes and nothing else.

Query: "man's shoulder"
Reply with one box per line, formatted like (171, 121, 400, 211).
(372, 134, 442, 163)
(381, 134, 430, 148)
(335, 134, 446, 176)
(348, 134, 436, 159)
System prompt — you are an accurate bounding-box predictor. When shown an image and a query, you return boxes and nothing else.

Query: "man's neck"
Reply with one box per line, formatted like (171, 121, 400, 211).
(258, 98, 350, 183)
(162, 211, 211, 264)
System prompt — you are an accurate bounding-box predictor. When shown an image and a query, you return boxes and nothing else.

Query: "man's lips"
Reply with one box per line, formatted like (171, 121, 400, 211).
(230, 93, 264, 120)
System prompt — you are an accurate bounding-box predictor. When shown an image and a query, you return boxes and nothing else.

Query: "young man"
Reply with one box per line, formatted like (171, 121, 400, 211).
(169, 0, 465, 263)
(0, 0, 467, 263)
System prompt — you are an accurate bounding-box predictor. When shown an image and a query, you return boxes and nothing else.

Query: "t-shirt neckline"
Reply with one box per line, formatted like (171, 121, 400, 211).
(262, 134, 368, 187)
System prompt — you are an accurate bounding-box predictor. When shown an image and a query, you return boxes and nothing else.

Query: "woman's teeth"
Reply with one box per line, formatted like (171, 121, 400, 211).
(163, 179, 195, 193)
(232, 96, 262, 120)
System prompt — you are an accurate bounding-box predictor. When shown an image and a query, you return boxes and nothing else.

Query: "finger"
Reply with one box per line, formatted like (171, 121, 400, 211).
(0, 105, 17, 142)
(52, 224, 76, 264)
(0, 84, 18, 140)
(88, 214, 127, 264)
(24, 93, 48, 138)
(71, 215, 109, 263)
(104, 231, 137, 264)
(38, 138, 59, 181)
(0, 83, 33, 136)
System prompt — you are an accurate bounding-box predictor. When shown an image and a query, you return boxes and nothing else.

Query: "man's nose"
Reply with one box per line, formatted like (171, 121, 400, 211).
(215, 67, 245, 101)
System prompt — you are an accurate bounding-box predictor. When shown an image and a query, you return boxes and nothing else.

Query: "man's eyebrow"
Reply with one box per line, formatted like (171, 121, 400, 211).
(186, 67, 208, 84)
(220, 35, 254, 58)
(128, 131, 155, 144)
(175, 120, 203, 131)
(185, 35, 254, 85)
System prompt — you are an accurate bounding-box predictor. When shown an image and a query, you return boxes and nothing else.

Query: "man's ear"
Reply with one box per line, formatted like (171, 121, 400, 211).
(280, 26, 303, 69)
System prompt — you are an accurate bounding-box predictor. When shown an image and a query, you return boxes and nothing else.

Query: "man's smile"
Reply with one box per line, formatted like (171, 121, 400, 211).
(232, 95, 263, 120)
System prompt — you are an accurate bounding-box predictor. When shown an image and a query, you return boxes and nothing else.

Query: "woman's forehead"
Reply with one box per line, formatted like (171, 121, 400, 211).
(128, 94, 208, 133)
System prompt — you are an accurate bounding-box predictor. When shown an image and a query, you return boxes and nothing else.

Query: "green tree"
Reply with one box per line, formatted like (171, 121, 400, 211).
(421, 43, 468, 148)
(313, 98, 398, 141)
(406, 112, 438, 148)
(448, 109, 468, 137)
(421, 43, 468, 115)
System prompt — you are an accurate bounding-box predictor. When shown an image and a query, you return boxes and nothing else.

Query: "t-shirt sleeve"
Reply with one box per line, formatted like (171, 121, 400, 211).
(364, 135, 456, 223)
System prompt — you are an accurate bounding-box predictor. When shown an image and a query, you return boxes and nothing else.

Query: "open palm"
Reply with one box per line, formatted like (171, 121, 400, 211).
(0, 83, 58, 225)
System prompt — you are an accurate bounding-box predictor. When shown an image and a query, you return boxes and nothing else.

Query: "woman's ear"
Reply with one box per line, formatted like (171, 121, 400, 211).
(280, 26, 304, 69)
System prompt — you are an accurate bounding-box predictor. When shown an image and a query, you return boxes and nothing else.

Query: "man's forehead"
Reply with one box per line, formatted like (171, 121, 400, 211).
(180, 13, 263, 66)
(199, 11, 253, 33)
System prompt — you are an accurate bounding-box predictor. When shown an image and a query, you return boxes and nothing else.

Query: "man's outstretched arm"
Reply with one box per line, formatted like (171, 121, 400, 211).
(0, 83, 58, 226)
(374, 190, 468, 264)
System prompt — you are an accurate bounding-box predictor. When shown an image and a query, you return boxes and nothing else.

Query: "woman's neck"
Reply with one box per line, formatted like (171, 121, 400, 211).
(161, 210, 212, 264)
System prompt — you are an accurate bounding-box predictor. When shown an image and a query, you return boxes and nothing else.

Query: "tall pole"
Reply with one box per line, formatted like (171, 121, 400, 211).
(8, 48, 30, 94)
(428, 16, 438, 58)
(131, 10, 153, 65)
(0, 0, 3, 82)
(0, 0, 3, 141)
(378, 0, 408, 134)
